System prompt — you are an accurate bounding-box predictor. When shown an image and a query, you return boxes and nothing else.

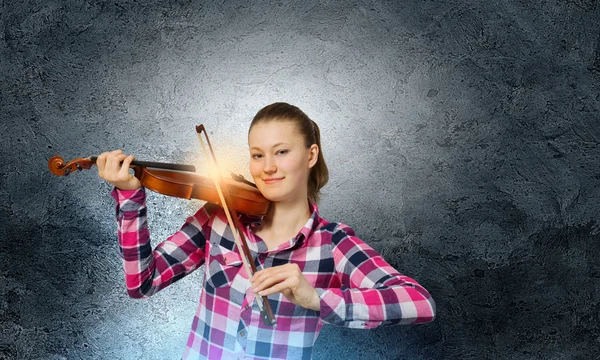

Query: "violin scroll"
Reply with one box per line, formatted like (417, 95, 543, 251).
(48, 155, 95, 177)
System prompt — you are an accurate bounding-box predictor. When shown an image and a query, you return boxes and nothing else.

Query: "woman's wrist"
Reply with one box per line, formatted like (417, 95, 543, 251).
(308, 288, 321, 311)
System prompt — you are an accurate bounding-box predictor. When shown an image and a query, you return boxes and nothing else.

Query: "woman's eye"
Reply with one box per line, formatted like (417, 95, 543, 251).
(251, 154, 262, 159)
(276, 149, 288, 155)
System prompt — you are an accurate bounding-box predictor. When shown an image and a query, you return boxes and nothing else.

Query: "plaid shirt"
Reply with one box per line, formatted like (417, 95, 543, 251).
(111, 187, 435, 360)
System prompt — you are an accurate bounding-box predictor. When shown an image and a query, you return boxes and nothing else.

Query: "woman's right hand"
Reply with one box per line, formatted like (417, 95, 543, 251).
(96, 150, 142, 191)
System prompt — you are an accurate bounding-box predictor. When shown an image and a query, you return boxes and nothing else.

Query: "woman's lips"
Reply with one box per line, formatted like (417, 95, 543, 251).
(263, 178, 283, 184)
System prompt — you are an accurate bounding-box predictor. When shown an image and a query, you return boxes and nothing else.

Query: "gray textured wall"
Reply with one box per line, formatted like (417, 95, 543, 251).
(1, 0, 600, 359)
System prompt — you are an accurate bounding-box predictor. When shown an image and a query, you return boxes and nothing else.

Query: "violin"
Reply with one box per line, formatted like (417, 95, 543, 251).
(47, 124, 277, 327)
(47, 155, 270, 217)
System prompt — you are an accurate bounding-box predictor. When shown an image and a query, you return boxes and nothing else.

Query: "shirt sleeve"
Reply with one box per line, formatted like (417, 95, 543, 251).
(316, 223, 436, 329)
(110, 186, 211, 298)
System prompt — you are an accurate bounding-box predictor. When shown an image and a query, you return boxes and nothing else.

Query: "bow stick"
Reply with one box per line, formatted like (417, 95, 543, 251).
(195, 124, 277, 327)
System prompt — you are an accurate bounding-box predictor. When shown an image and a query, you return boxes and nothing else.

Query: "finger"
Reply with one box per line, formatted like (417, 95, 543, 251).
(257, 279, 295, 297)
(251, 271, 284, 292)
(96, 152, 110, 172)
(252, 270, 296, 293)
(105, 153, 128, 181)
(280, 288, 293, 298)
(107, 153, 127, 170)
(251, 263, 295, 284)
(250, 267, 273, 285)
(251, 266, 284, 287)
(118, 155, 135, 177)
(105, 152, 117, 171)
(279, 288, 297, 305)
(105, 150, 124, 168)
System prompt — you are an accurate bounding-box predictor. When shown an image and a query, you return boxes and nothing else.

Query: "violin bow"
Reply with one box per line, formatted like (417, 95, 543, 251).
(195, 124, 277, 327)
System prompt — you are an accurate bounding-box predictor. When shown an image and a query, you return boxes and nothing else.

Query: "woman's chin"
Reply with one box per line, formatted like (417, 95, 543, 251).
(262, 193, 285, 203)
(259, 189, 292, 203)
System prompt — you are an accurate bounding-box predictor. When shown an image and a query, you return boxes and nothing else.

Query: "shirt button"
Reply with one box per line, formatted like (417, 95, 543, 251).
(244, 304, 250, 310)
(240, 330, 246, 337)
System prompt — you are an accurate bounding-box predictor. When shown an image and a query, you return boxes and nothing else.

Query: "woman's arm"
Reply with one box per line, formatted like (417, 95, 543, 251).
(317, 223, 436, 329)
(111, 187, 210, 298)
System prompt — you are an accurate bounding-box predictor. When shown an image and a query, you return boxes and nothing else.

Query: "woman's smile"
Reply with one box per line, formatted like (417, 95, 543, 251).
(263, 177, 284, 184)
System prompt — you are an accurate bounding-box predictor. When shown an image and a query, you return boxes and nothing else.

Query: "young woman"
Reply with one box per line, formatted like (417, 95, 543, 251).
(97, 102, 436, 360)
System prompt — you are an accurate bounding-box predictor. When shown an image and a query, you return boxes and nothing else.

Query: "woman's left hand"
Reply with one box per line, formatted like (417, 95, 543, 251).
(250, 263, 320, 311)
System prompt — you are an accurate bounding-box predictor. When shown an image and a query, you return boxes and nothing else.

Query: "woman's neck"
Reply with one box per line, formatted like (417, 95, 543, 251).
(257, 198, 312, 248)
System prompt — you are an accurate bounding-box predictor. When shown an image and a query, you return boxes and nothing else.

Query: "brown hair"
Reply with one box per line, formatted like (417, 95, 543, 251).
(249, 102, 329, 204)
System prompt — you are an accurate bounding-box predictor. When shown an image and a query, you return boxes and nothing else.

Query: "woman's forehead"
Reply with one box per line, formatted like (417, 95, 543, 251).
(248, 121, 302, 146)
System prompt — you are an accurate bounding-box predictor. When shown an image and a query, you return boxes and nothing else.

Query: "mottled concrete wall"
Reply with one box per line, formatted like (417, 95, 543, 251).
(1, 0, 599, 359)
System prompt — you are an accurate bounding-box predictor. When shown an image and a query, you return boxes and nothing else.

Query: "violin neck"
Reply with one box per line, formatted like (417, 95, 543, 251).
(90, 156, 196, 173)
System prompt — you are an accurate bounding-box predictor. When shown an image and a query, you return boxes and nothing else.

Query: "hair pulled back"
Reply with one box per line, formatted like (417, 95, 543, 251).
(249, 102, 329, 204)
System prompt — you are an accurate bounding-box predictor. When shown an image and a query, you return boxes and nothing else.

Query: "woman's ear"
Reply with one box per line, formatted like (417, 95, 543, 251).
(308, 144, 319, 168)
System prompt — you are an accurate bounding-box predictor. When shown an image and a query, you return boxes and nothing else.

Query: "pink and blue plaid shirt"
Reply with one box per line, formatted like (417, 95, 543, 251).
(111, 187, 435, 360)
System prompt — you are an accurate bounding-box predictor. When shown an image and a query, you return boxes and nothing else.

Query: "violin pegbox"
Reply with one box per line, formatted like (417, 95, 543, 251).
(47, 155, 95, 176)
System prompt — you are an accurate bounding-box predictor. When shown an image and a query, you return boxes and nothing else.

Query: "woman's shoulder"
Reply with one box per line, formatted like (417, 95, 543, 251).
(187, 202, 226, 226)
(314, 217, 360, 245)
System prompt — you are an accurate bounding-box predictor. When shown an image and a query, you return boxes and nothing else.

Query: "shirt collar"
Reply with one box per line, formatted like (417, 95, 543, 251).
(294, 200, 321, 248)
(240, 200, 322, 250)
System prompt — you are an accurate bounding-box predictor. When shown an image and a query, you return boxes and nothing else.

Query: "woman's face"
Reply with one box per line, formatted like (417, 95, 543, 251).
(248, 121, 318, 203)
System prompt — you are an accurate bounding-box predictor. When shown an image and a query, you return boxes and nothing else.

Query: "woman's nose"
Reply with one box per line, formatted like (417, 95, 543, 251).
(264, 156, 276, 173)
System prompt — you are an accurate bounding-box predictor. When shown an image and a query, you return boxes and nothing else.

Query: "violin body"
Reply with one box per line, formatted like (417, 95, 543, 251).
(133, 167, 270, 217)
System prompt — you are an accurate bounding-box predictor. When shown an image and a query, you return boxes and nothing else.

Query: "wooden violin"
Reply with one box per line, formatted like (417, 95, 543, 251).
(47, 124, 278, 327)
(47, 155, 270, 217)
